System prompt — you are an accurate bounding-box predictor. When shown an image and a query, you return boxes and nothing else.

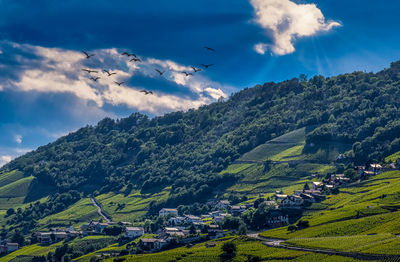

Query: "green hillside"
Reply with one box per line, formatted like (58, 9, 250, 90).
(259, 170, 400, 255)
(1, 62, 400, 260)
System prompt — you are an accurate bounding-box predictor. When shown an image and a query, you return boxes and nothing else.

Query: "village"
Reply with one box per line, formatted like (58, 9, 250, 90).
(2, 163, 387, 256)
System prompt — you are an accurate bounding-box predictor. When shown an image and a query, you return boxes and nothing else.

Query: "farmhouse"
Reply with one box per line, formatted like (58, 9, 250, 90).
(215, 200, 231, 209)
(312, 182, 324, 190)
(281, 195, 303, 208)
(184, 215, 202, 224)
(35, 232, 68, 244)
(159, 208, 178, 217)
(168, 216, 186, 226)
(138, 238, 167, 251)
(266, 210, 289, 228)
(0, 242, 19, 254)
(125, 227, 144, 238)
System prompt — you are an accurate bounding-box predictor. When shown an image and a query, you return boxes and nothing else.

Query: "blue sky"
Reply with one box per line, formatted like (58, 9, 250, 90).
(0, 0, 399, 165)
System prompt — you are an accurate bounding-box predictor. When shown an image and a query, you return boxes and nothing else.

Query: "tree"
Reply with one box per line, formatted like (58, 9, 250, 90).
(296, 220, 309, 229)
(11, 230, 25, 246)
(287, 225, 297, 232)
(238, 222, 247, 235)
(303, 183, 310, 191)
(6, 208, 15, 216)
(189, 224, 197, 235)
(220, 242, 237, 261)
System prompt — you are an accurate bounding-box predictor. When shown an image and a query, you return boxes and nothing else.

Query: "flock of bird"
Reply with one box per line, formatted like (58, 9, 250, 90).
(80, 47, 216, 95)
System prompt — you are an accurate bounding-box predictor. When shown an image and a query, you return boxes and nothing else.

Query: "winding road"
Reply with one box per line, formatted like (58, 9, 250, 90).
(247, 233, 400, 261)
(90, 197, 112, 223)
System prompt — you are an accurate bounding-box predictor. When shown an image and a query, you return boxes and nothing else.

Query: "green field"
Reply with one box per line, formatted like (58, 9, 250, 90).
(1, 236, 116, 262)
(102, 237, 367, 262)
(0, 170, 24, 188)
(96, 187, 170, 222)
(0, 176, 34, 209)
(37, 198, 101, 230)
(286, 234, 400, 255)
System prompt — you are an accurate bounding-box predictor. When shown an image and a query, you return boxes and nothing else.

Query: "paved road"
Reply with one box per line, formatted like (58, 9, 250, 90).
(90, 197, 112, 223)
(247, 233, 400, 261)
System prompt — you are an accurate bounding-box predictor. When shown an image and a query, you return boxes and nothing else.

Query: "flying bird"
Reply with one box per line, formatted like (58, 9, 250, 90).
(155, 69, 165, 76)
(90, 76, 100, 82)
(191, 66, 202, 73)
(82, 51, 95, 59)
(204, 46, 215, 52)
(114, 81, 124, 86)
(122, 52, 137, 57)
(130, 57, 142, 62)
(140, 90, 153, 95)
(82, 69, 98, 74)
(200, 64, 214, 69)
(103, 70, 117, 76)
(181, 71, 193, 77)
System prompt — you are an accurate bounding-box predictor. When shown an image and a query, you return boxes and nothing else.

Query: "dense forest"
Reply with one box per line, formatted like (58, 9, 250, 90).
(2, 61, 400, 209)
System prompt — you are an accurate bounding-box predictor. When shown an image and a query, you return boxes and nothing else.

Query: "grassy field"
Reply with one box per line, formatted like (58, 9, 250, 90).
(100, 237, 367, 262)
(286, 234, 399, 254)
(96, 187, 170, 222)
(1, 236, 116, 262)
(0, 170, 24, 188)
(0, 176, 34, 209)
(37, 198, 101, 230)
(0, 242, 63, 262)
(385, 150, 400, 163)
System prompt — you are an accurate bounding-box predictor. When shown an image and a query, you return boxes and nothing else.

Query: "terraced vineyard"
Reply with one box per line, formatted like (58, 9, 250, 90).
(260, 170, 400, 255)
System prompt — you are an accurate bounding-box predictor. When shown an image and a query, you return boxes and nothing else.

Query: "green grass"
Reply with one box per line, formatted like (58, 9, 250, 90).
(270, 145, 305, 161)
(219, 164, 253, 174)
(102, 236, 365, 262)
(0, 176, 34, 209)
(0, 170, 24, 188)
(286, 234, 397, 254)
(385, 150, 400, 163)
(37, 198, 100, 230)
(0, 242, 63, 262)
(96, 188, 170, 222)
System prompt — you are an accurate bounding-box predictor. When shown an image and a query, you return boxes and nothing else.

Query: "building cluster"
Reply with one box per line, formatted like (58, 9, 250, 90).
(0, 241, 19, 254)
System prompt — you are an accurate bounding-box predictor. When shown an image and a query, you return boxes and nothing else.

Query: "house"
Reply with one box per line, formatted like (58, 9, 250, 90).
(35, 232, 68, 244)
(215, 200, 231, 210)
(266, 210, 289, 228)
(0, 242, 19, 254)
(81, 221, 111, 234)
(230, 206, 246, 216)
(370, 164, 382, 172)
(168, 216, 186, 226)
(209, 211, 222, 217)
(275, 194, 287, 201)
(293, 190, 303, 196)
(213, 213, 231, 223)
(208, 229, 226, 239)
(300, 193, 315, 203)
(312, 182, 324, 190)
(125, 227, 144, 238)
(281, 195, 303, 208)
(159, 208, 178, 217)
(184, 215, 202, 224)
(138, 238, 167, 251)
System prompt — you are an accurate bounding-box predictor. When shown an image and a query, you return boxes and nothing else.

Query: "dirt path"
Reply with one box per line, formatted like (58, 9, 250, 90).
(248, 233, 400, 261)
(90, 197, 112, 223)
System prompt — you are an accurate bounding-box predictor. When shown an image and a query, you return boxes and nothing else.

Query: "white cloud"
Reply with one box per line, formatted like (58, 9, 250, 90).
(1, 43, 233, 115)
(250, 0, 341, 55)
(0, 155, 12, 167)
(14, 135, 22, 144)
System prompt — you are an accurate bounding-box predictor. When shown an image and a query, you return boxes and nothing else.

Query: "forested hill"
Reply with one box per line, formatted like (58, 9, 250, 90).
(2, 61, 400, 207)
